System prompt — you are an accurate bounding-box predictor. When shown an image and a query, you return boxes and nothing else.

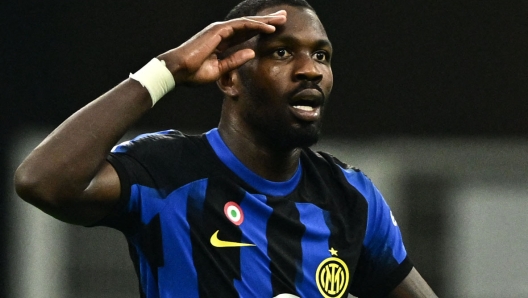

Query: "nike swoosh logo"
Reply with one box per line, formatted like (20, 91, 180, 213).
(210, 230, 256, 248)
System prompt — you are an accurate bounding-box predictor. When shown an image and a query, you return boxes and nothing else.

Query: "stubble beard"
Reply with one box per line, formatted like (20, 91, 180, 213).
(242, 87, 324, 151)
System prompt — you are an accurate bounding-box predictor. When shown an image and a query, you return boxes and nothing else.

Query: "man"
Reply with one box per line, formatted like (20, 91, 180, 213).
(15, 0, 437, 297)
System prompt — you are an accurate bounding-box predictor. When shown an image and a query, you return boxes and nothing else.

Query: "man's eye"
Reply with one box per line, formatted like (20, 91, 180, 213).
(272, 49, 292, 59)
(313, 51, 329, 61)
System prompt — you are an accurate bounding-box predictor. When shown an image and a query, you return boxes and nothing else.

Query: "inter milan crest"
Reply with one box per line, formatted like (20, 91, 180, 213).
(315, 248, 349, 298)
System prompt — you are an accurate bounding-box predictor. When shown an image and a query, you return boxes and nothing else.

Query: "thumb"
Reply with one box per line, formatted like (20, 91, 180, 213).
(218, 49, 255, 74)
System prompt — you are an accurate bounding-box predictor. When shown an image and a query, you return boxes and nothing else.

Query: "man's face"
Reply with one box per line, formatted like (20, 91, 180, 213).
(236, 5, 333, 149)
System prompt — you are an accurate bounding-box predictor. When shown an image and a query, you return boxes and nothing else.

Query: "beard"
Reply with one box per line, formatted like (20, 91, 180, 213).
(245, 107, 323, 150)
(240, 81, 325, 150)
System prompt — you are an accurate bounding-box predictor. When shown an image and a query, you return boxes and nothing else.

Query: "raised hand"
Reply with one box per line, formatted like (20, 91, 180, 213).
(14, 10, 288, 226)
(158, 10, 287, 86)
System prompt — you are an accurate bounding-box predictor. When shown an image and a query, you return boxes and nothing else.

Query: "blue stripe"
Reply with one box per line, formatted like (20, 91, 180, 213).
(129, 184, 167, 224)
(339, 168, 407, 264)
(128, 184, 167, 298)
(131, 244, 160, 298)
(112, 130, 175, 153)
(296, 203, 332, 296)
(205, 128, 301, 196)
(131, 180, 207, 298)
(234, 193, 274, 297)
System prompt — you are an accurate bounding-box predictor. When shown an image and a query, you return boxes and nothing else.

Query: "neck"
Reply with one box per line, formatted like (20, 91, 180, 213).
(217, 120, 301, 182)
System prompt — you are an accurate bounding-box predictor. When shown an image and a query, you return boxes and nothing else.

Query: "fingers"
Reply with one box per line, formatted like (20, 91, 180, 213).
(218, 13, 296, 75)
(164, 11, 287, 85)
(183, 10, 286, 60)
(236, 10, 288, 27)
(217, 49, 256, 74)
(213, 11, 287, 53)
(211, 11, 287, 73)
(225, 10, 287, 34)
(210, 10, 287, 43)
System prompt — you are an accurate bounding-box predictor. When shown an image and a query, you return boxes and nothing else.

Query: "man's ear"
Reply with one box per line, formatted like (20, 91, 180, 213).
(216, 70, 240, 98)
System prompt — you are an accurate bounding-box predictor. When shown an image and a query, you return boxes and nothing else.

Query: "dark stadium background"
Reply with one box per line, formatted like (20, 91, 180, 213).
(1, 0, 527, 296)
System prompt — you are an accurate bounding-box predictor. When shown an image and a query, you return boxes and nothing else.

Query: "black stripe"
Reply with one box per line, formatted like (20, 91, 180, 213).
(301, 150, 368, 294)
(379, 257, 414, 296)
(137, 214, 164, 282)
(266, 196, 306, 296)
(188, 176, 246, 297)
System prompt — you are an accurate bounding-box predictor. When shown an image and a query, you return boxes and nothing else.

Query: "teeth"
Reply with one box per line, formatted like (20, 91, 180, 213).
(293, 105, 314, 111)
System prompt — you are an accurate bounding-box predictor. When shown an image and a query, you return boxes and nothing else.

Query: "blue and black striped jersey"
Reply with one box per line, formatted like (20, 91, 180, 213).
(100, 128, 412, 298)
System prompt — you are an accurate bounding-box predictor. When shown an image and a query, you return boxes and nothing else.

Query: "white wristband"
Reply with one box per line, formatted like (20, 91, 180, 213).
(129, 58, 176, 106)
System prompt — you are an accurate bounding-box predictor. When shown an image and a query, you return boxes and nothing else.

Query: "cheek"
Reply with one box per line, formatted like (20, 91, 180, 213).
(266, 65, 289, 91)
(324, 69, 334, 93)
(267, 65, 291, 93)
(268, 65, 283, 79)
(252, 65, 289, 96)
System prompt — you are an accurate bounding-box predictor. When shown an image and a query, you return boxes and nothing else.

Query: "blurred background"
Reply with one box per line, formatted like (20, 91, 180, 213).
(2, 0, 527, 297)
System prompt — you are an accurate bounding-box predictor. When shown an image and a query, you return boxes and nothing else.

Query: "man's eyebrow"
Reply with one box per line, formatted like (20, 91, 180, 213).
(258, 34, 333, 50)
(316, 39, 333, 51)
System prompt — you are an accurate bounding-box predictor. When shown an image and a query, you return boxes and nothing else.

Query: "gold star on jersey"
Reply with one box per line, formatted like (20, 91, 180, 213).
(315, 248, 349, 298)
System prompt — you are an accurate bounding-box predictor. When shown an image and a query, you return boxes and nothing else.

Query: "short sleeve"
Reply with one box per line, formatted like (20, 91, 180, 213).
(91, 131, 176, 235)
(339, 168, 413, 297)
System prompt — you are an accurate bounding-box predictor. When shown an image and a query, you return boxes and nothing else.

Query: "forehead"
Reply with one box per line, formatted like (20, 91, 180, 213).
(256, 5, 329, 45)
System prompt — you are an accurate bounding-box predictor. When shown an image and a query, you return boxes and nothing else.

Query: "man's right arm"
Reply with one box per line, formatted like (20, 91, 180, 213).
(15, 78, 152, 226)
(14, 11, 287, 226)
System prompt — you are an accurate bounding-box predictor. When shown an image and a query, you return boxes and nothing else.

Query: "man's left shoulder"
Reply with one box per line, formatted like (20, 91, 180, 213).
(303, 148, 361, 172)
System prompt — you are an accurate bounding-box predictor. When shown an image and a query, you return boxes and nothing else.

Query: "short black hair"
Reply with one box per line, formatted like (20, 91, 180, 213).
(225, 0, 315, 20)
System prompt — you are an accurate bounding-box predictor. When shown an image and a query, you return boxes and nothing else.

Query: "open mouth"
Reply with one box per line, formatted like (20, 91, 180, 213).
(289, 89, 323, 122)
(292, 103, 317, 112)
(293, 105, 314, 111)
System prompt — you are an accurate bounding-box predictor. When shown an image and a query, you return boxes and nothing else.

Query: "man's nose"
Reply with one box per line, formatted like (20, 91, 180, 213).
(293, 54, 323, 83)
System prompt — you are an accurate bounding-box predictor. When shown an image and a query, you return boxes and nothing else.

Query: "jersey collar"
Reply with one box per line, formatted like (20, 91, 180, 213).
(205, 128, 302, 196)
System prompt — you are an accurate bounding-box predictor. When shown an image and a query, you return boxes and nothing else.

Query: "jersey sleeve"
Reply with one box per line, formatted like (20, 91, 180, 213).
(340, 167, 413, 297)
(91, 130, 178, 236)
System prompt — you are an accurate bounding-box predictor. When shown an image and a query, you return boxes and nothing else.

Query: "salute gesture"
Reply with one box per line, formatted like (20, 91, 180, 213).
(15, 1, 437, 296)
(14, 10, 288, 225)
(159, 10, 287, 86)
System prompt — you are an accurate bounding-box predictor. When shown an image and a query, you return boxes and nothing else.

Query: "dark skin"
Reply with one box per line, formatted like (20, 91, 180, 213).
(217, 5, 333, 182)
(14, 11, 288, 225)
(14, 5, 437, 297)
